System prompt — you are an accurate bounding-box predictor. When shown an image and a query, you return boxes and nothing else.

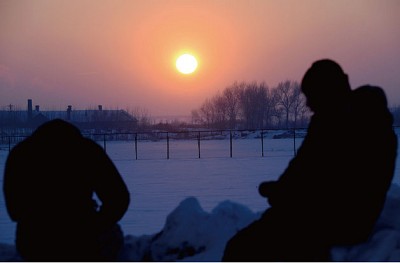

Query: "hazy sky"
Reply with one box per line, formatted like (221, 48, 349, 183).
(0, 0, 399, 116)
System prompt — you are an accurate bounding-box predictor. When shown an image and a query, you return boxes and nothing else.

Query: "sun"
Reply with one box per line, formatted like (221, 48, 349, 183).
(176, 54, 198, 74)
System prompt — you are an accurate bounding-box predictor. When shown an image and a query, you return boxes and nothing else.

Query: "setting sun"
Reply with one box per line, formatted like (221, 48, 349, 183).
(176, 54, 198, 74)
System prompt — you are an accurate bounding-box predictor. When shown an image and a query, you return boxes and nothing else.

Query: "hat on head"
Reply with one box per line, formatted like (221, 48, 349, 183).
(301, 59, 351, 112)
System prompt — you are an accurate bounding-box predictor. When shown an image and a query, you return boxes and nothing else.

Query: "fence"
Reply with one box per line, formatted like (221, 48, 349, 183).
(0, 128, 307, 159)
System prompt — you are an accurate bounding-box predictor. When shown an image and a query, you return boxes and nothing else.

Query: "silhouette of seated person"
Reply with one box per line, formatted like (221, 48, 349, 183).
(349, 85, 397, 233)
(222, 59, 397, 261)
(3, 119, 130, 261)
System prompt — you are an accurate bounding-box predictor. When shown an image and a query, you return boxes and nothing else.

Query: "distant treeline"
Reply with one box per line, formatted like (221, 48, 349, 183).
(191, 81, 400, 130)
(191, 81, 310, 130)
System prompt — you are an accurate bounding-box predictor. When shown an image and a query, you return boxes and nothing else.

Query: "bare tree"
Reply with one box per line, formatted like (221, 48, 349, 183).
(212, 94, 228, 129)
(223, 82, 245, 129)
(274, 80, 299, 129)
(191, 109, 201, 125)
(239, 83, 255, 129)
(192, 79, 310, 130)
(127, 106, 151, 130)
(198, 98, 215, 128)
(238, 82, 270, 129)
(259, 82, 277, 128)
(290, 82, 308, 128)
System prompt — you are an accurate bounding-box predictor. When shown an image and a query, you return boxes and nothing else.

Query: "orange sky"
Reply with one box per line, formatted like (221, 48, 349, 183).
(0, 0, 399, 116)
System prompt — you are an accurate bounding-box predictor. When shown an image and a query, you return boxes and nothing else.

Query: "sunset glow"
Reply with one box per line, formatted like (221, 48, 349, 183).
(0, 0, 399, 116)
(176, 54, 198, 74)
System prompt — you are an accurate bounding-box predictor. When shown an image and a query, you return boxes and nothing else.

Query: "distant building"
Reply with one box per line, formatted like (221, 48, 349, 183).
(0, 99, 138, 133)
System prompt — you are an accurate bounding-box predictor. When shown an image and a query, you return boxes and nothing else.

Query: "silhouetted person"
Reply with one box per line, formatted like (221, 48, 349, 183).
(222, 59, 397, 261)
(349, 85, 397, 235)
(3, 119, 130, 261)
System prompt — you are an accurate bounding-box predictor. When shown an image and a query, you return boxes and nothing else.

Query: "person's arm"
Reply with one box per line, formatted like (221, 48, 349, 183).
(259, 121, 320, 207)
(88, 140, 130, 229)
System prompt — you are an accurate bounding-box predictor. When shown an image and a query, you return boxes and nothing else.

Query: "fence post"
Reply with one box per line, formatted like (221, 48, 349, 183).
(261, 130, 264, 157)
(197, 131, 201, 158)
(167, 132, 170, 159)
(103, 134, 107, 152)
(135, 133, 138, 160)
(230, 130, 233, 158)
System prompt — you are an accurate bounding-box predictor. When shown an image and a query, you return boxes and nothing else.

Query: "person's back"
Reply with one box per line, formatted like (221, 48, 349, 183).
(301, 85, 398, 247)
(341, 85, 397, 242)
(3, 119, 130, 261)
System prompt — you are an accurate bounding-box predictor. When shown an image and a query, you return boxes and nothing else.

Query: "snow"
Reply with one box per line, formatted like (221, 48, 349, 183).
(121, 184, 400, 262)
(0, 130, 400, 261)
(121, 184, 400, 261)
(2, 186, 400, 261)
(120, 197, 260, 261)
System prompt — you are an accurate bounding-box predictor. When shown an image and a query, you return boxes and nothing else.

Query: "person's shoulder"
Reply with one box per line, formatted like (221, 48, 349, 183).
(351, 85, 394, 129)
(81, 137, 106, 153)
(8, 137, 32, 155)
(352, 85, 388, 110)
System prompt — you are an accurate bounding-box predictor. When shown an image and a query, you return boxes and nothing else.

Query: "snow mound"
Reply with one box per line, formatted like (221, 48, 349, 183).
(121, 184, 400, 261)
(121, 197, 260, 261)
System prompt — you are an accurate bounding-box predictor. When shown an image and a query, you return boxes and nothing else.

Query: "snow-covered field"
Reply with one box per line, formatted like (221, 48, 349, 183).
(1, 129, 400, 261)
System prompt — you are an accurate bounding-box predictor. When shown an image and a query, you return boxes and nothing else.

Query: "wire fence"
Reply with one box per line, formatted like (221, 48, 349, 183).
(0, 128, 309, 159)
(2, 127, 400, 160)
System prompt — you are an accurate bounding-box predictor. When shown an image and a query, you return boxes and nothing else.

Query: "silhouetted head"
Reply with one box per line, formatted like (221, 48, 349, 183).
(352, 85, 392, 126)
(353, 85, 388, 109)
(301, 59, 351, 113)
(30, 119, 82, 146)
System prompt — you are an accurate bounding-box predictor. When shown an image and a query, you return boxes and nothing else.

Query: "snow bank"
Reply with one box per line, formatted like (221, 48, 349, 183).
(120, 197, 260, 261)
(121, 183, 400, 261)
(2, 184, 400, 261)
